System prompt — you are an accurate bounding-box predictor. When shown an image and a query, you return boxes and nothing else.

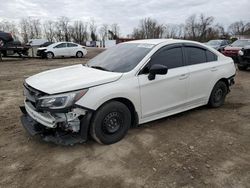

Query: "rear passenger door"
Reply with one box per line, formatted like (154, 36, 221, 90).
(183, 44, 218, 105)
(67, 43, 78, 56)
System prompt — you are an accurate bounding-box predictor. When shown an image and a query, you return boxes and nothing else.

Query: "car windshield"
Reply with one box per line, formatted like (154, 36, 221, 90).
(231, 40, 250, 47)
(86, 43, 154, 72)
(207, 40, 222, 45)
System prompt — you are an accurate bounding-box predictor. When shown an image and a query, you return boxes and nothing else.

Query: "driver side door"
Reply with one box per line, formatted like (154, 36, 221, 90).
(138, 44, 189, 121)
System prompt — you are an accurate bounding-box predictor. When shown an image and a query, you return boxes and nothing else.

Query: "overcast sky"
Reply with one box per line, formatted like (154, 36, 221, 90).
(0, 0, 249, 36)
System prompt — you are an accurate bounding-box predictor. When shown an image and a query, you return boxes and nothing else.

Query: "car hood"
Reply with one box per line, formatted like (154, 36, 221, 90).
(37, 47, 47, 50)
(25, 64, 123, 94)
(224, 46, 242, 51)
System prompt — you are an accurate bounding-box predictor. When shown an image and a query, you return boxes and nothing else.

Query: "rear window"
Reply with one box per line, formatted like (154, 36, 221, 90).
(206, 50, 217, 62)
(68, 43, 78, 47)
(186, 46, 217, 65)
(186, 47, 207, 65)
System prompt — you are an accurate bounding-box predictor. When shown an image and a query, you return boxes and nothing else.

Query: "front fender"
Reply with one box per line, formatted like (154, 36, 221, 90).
(75, 76, 141, 117)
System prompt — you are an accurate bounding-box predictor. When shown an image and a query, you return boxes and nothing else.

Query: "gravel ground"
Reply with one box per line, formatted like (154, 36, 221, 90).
(0, 48, 249, 188)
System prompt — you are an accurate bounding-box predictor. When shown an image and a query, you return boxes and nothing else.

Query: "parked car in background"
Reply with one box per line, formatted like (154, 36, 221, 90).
(0, 31, 30, 57)
(0, 31, 14, 47)
(39, 41, 53, 47)
(206, 39, 230, 52)
(222, 39, 250, 62)
(36, 42, 87, 58)
(20, 39, 236, 145)
(27, 39, 48, 47)
(238, 46, 250, 70)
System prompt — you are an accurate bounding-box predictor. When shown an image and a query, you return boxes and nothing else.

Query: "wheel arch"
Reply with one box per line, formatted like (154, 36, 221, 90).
(46, 51, 54, 57)
(94, 97, 139, 128)
(217, 78, 229, 91)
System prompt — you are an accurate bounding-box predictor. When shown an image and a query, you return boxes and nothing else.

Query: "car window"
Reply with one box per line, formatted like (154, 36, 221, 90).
(185, 46, 218, 64)
(68, 43, 78, 47)
(231, 40, 250, 47)
(206, 50, 217, 62)
(54, 43, 67, 48)
(150, 47, 183, 69)
(185, 47, 207, 65)
(87, 43, 153, 73)
(222, 40, 228, 45)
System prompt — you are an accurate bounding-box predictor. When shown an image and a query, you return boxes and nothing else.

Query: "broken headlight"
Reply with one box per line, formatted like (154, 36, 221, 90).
(38, 89, 88, 109)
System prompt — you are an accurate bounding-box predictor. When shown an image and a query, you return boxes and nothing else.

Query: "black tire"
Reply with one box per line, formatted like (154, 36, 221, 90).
(237, 64, 247, 71)
(76, 51, 83, 58)
(208, 81, 228, 108)
(46, 52, 54, 59)
(90, 101, 131, 145)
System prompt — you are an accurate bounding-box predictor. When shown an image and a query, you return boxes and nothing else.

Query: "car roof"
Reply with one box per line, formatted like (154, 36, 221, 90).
(125, 38, 202, 45)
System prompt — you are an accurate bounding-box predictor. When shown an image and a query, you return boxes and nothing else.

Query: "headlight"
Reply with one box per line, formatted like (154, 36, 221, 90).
(238, 50, 244, 56)
(38, 89, 88, 109)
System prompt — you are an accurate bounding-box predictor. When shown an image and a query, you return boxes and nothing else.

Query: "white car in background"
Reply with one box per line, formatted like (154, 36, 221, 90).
(37, 42, 87, 59)
(21, 39, 236, 145)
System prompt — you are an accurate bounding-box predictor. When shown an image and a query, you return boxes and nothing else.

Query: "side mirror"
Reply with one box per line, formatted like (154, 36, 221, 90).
(148, 64, 168, 80)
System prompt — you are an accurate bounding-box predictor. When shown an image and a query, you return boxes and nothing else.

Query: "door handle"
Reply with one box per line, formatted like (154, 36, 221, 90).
(211, 67, 218, 72)
(179, 74, 189, 80)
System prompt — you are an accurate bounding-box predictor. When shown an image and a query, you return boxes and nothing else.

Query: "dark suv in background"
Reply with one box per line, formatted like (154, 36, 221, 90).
(238, 45, 250, 70)
(222, 39, 250, 63)
(0, 31, 14, 47)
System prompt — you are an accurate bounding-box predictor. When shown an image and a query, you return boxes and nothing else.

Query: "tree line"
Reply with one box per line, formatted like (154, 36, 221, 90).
(0, 17, 120, 44)
(132, 14, 250, 42)
(0, 14, 249, 44)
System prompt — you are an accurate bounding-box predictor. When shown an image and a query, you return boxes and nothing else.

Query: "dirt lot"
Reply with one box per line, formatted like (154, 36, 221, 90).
(0, 48, 250, 188)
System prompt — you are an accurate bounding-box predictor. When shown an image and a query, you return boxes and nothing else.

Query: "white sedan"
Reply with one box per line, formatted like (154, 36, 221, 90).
(37, 42, 87, 59)
(21, 39, 236, 145)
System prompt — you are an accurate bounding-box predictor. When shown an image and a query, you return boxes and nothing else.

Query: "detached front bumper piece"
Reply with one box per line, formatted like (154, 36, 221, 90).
(20, 106, 93, 146)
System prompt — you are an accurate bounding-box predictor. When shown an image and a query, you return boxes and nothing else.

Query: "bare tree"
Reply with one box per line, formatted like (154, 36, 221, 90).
(185, 14, 214, 42)
(29, 18, 42, 39)
(55, 17, 71, 41)
(43, 20, 55, 42)
(20, 18, 29, 43)
(132, 18, 165, 39)
(99, 24, 109, 40)
(0, 20, 19, 37)
(164, 24, 184, 38)
(71, 20, 88, 44)
(110, 23, 120, 38)
(228, 21, 250, 36)
(89, 19, 97, 41)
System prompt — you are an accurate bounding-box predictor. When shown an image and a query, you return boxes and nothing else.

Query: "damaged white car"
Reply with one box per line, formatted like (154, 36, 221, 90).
(20, 39, 236, 145)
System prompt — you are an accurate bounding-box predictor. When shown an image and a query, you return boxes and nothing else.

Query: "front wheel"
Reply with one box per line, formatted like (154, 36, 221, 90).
(90, 101, 131, 144)
(76, 51, 83, 58)
(208, 81, 228, 108)
(46, 52, 54, 59)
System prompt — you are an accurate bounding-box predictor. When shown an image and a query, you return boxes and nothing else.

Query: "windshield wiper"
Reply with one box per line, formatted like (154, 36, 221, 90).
(90, 66, 110, 71)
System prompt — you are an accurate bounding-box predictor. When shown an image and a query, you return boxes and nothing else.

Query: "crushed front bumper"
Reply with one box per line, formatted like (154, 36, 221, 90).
(20, 105, 93, 146)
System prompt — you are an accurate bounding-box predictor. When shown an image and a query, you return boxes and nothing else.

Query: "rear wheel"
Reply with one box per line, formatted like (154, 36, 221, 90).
(76, 51, 83, 58)
(46, 52, 54, 59)
(90, 101, 131, 144)
(238, 64, 247, 71)
(208, 81, 228, 108)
